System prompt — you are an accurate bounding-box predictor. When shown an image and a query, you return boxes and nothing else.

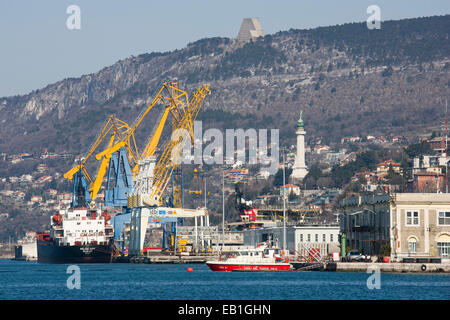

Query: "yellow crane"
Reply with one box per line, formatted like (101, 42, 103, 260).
(77, 81, 210, 208)
(143, 84, 210, 207)
(63, 115, 132, 202)
(94, 82, 199, 175)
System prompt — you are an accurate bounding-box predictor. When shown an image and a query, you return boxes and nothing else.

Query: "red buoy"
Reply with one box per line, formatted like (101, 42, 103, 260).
(187, 267, 193, 272)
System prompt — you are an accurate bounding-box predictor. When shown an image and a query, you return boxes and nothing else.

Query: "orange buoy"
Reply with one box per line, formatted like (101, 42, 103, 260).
(187, 267, 193, 272)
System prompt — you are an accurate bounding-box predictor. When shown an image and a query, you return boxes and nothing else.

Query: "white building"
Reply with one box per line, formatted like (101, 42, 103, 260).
(280, 184, 301, 197)
(413, 154, 447, 174)
(295, 225, 340, 258)
(243, 224, 340, 258)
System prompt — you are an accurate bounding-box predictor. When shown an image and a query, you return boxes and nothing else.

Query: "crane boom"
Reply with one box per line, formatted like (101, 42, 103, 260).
(63, 115, 131, 205)
(138, 84, 210, 206)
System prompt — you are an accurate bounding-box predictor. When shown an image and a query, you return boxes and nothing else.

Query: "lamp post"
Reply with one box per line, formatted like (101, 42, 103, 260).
(222, 167, 225, 251)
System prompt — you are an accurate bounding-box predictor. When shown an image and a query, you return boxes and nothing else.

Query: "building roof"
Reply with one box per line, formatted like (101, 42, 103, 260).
(281, 184, 299, 188)
(377, 159, 400, 167)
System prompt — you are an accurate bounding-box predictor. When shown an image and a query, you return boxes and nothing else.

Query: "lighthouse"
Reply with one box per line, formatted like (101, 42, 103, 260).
(290, 110, 308, 182)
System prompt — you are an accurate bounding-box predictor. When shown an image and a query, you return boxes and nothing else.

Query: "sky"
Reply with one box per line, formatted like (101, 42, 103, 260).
(0, 0, 449, 98)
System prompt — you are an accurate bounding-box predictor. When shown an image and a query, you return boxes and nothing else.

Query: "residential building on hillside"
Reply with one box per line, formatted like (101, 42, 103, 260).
(413, 154, 447, 174)
(280, 184, 301, 197)
(413, 172, 445, 193)
(376, 160, 401, 174)
(429, 136, 450, 153)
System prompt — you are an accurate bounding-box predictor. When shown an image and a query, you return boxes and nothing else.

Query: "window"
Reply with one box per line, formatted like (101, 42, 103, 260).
(438, 212, 450, 225)
(408, 239, 417, 253)
(307, 234, 311, 242)
(406, 211, 419, 225)
(437, 234, 450, 258)
(315, 234, 318, 242)
(330, 234, 334, 242)
(437, 242, 450, 258)
(300, 234, 303, 242)
(322, 234, 326, 242)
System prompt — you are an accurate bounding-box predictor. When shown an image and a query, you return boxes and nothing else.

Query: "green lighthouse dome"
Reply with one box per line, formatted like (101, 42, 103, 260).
(296, 110, 304, 129)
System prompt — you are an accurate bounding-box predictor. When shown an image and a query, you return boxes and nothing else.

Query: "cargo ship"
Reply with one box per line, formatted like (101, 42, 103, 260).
(206, 243, 291, 272)
(37, 207, 114, 264)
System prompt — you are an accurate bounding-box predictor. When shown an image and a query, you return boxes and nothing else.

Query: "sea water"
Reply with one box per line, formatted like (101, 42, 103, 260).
(0, 260, 449, 300)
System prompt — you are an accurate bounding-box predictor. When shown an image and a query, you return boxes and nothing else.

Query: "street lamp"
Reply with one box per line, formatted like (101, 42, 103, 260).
(222, 167, 225, 251)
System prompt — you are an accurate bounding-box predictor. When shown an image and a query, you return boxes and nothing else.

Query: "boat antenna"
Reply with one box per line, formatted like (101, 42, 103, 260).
(282, 147, 286, 253)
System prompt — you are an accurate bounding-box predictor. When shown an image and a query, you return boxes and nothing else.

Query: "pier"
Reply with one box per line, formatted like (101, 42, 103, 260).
(327, 262, 450, 273)
(113, 254, 218, 264)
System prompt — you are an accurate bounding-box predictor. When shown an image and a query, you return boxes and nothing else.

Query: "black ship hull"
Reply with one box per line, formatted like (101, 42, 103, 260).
(37, 240, 113, 264)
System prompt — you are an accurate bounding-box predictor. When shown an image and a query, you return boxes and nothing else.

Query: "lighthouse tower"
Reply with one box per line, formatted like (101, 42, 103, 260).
(290, 110, 308, 183)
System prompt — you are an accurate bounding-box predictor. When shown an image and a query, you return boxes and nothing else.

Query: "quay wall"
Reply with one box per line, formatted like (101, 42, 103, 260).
(334, 262, 450, 273)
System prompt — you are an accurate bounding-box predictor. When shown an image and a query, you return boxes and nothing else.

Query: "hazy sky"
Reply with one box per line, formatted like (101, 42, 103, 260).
(0, 0, 449, 97)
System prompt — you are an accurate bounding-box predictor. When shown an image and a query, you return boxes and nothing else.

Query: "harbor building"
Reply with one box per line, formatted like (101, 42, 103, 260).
(339, 194, 391, 256)
(339, 193, 450, 261)
(390, 193, 450, 262)
(290, 111, 308, 183)
(236, 18, 264, 42)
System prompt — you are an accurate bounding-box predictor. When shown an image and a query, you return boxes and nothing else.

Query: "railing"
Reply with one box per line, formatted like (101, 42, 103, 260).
(296, 242, 326, 263)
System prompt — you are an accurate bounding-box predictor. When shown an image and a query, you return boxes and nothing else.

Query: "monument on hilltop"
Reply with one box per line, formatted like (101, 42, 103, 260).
(237, 18, 264, 42)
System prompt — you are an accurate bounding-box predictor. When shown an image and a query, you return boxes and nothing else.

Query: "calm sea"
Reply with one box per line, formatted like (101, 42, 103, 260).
(0, 259, 449, 300)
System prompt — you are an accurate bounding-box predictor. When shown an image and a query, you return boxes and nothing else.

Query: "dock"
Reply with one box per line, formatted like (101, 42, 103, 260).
(329, 262, 450, 273)
(113, 255, 218, 264)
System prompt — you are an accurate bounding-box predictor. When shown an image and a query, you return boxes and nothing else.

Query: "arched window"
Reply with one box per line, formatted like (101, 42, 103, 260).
(407, 237, 417, 254)
(437, 234, 450, 258)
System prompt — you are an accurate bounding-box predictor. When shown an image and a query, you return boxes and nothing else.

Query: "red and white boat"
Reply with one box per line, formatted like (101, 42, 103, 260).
(206, 243, 291, 272)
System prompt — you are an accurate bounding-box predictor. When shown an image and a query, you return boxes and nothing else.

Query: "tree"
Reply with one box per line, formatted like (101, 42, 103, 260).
(304, 164, 322, 182)
(404, 141, 432, 157)
(379, 244, 391, 257)
(288, 191, 297, 202)
(400, 157, 411, 180)
(273, 168, 292, 187)
(317, 177, 333, 189)
(382, 66, 393, 77)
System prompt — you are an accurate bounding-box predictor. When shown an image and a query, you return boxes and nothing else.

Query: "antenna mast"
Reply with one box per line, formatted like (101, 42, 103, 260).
(446, 98, 448, 193)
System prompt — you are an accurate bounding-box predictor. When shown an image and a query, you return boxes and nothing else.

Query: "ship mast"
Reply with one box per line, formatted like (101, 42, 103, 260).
(282, 147, 286, 252)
